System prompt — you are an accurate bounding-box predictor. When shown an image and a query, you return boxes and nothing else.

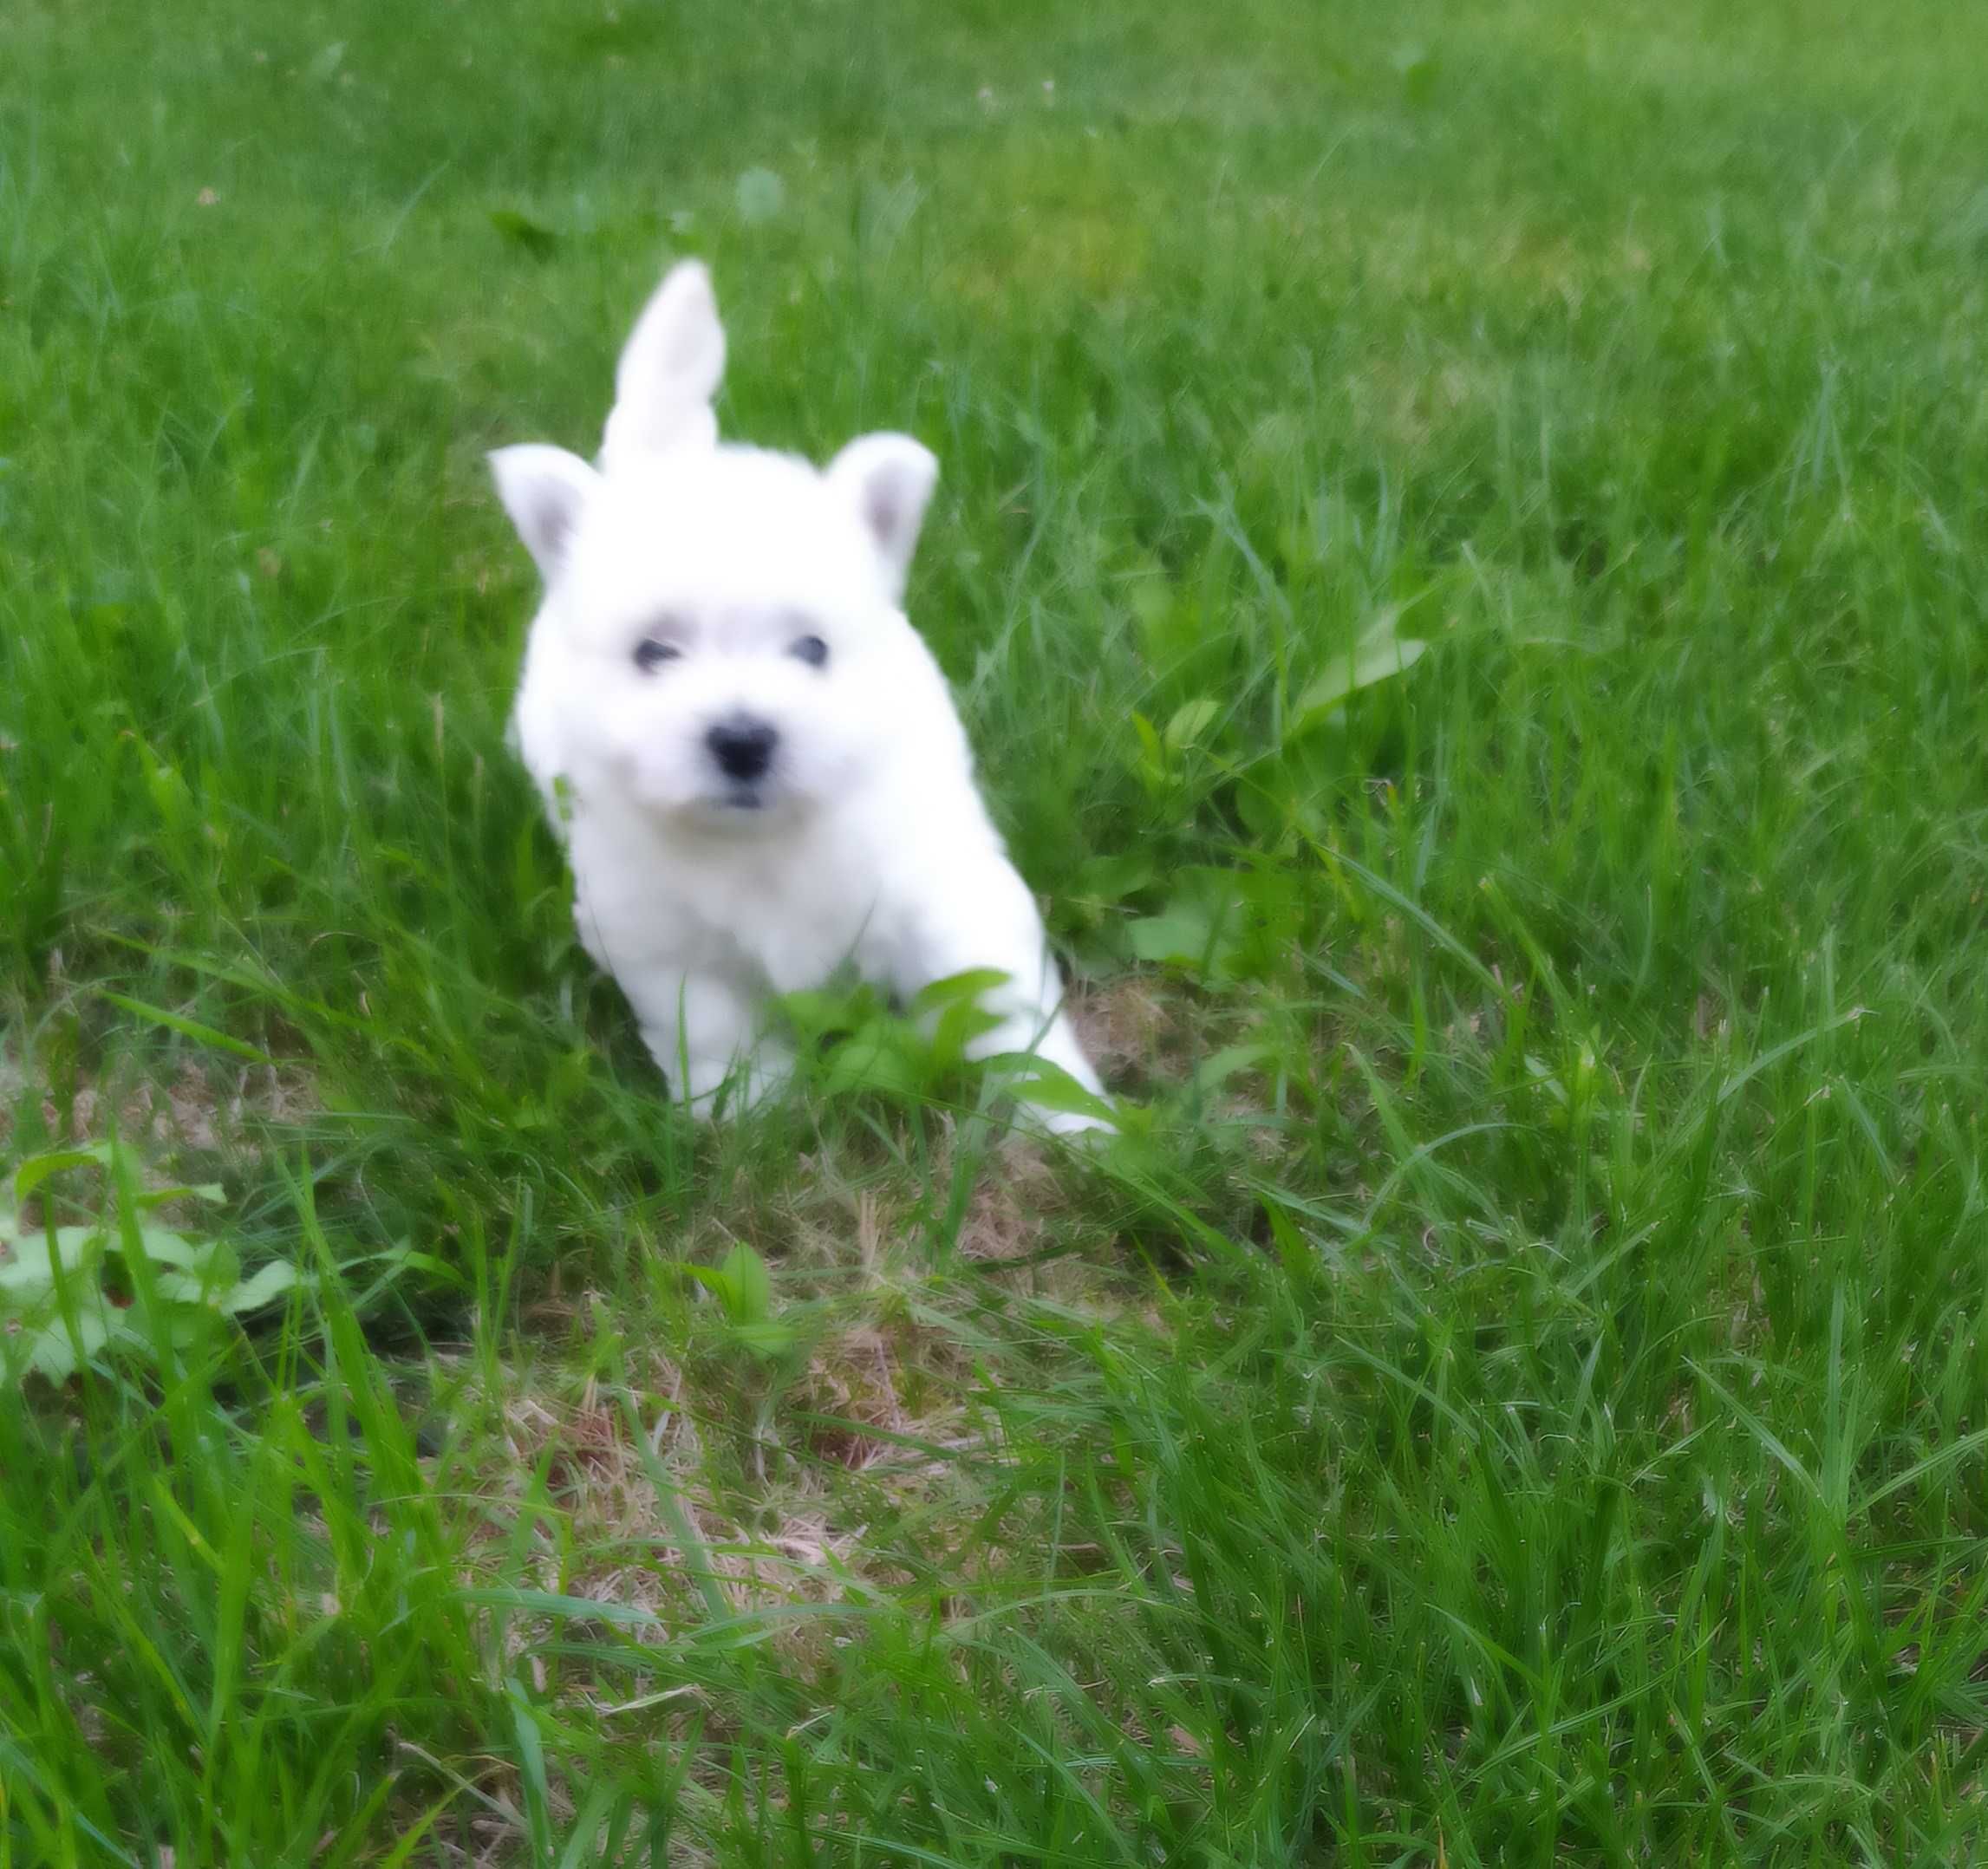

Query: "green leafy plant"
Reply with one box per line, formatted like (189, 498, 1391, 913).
(1285, 602, 1431, 734)
(0, 1143, 303, 1384)
(776, 967, 1071, 1117)
(1124, 864, 1311, 986)
(682, 1241, 794, 1359)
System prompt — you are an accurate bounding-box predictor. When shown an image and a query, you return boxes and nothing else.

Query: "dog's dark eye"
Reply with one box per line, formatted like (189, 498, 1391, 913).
(789, 634, 830, 670)
(633, 638, 681, 674)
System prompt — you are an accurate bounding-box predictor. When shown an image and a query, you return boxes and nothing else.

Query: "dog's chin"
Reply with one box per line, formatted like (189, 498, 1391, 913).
(671, 783, 810, 832)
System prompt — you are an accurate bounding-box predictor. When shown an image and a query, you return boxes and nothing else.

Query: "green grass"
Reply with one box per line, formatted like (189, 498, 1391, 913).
(4, 0, 1987, 1860)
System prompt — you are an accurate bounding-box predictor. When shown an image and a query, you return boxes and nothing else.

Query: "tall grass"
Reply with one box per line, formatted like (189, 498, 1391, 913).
(3, 0, 1985, 1860)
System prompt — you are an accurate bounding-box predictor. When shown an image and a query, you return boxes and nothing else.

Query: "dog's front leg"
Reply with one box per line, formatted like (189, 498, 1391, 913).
(896, 860, 1111, 1135)
(636, 972, 792, 1120)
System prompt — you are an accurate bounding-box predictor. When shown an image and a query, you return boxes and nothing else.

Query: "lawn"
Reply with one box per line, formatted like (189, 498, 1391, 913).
(3, 0, 1986, 1861)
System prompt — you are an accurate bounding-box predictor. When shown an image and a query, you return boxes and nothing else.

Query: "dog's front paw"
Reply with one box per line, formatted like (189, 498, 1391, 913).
(1033, 1104, 1117, 1143)
(1007, 1085, 1118, 1143)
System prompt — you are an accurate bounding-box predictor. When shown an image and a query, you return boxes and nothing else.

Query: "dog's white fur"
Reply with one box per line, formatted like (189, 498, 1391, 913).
(490, 263, 1108, 1130)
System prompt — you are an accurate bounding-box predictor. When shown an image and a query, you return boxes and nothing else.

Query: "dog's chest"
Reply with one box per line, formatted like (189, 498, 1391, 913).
(570, 811, 891, 995)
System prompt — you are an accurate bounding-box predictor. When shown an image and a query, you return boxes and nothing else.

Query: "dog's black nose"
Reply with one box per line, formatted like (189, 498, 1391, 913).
(706, 716, 778, 784)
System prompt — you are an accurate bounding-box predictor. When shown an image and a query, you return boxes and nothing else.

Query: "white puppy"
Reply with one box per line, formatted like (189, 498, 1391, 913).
(489, 262, 1109, 1131)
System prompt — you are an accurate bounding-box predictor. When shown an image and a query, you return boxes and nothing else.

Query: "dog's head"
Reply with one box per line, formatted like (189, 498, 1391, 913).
(491, 263, 940, 828)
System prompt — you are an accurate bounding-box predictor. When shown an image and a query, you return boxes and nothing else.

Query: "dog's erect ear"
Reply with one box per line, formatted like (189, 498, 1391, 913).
(489, 445, 599, 583)
(826, 433, 938, 602)
(599, 260, 726, 471)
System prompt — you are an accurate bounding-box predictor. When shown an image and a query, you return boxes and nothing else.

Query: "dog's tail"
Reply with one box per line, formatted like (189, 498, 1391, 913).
(598, 260, 726, 473)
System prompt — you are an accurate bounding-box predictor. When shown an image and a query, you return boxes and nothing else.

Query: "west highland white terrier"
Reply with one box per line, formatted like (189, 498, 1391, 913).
(490, 262, 1110, 1132)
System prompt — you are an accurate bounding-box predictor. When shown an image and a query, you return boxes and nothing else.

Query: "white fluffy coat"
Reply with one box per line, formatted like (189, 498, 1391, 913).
(489, 263, 1107, 1130)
